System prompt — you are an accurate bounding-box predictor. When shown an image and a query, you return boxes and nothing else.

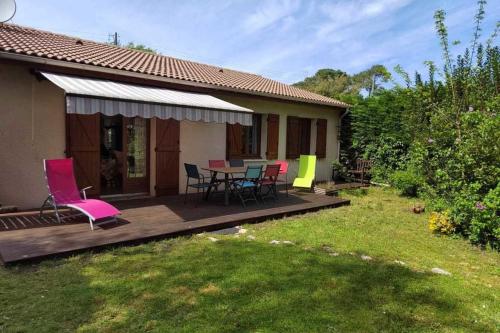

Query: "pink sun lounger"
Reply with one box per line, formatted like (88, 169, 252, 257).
(40, 158, 120, 230)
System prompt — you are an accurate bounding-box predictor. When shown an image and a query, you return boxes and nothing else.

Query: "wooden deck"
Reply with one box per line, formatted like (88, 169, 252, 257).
(0, 191, 349, 265)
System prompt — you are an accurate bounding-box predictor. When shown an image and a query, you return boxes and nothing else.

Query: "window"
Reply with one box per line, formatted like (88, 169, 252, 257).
(226, 114, 262, 159)
(286, 116, 311, 159)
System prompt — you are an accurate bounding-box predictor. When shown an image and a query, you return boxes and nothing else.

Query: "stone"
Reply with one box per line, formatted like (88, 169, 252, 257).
(269, 240, 280, 245)
(238, 228, 248, 234)
(329, 252, 340, 257)
(282, 240, 294, 245)
(394, 260, 406, 266)
(361, 255, 372, 261)
(431, 268, 451, 276)
(322, 245, 334, 252)
(207, 237, 219, 242)
(247, 235, 256, 240)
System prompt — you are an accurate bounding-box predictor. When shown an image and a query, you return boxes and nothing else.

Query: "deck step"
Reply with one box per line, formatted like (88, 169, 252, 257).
(0, 205, 18, 214)
(313, 186, 327, 195)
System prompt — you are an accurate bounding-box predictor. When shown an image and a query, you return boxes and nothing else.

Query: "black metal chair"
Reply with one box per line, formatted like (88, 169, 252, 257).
(229, 159, 245, 183)
(184, 163, 214, 204)
(229, 159, 244, 167)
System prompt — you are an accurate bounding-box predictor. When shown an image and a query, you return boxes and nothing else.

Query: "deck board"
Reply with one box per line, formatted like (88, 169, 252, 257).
(0, 191, 349, 265)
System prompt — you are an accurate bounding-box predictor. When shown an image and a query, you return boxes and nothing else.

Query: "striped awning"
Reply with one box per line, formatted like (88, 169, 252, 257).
(41, 72, 253, 125)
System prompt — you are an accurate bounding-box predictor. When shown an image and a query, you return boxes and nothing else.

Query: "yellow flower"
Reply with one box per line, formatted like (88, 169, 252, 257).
(428, 211, 454, 235)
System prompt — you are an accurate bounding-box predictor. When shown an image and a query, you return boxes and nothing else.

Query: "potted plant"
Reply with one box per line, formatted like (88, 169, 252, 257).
(331, 161, 345, 181)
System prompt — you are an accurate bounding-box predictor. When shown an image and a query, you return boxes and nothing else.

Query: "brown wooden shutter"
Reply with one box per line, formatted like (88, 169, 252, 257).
(66, 113, 100, 196)
(266, 114, 279, 160)
(299, 118, 311, 155)
(315, 119, 327, 158)
(155, 118, 180, 196)
(226, 123, 243, 159)
(286, 116, 300, 159)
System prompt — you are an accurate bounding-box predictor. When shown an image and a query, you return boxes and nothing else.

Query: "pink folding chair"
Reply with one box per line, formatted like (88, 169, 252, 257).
(208, 160, 226, 191)
(274, 160, 289, 196)
(208, 160, 226, 168)
(40, 158, 120, 230)
(259, 164, 281, 201)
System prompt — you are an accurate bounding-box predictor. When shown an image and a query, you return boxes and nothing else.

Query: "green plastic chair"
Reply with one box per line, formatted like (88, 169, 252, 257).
(293, 155, 316, 189)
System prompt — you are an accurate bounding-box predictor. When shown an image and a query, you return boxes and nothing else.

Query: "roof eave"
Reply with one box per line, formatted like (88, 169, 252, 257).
(0, 51, 349, 109)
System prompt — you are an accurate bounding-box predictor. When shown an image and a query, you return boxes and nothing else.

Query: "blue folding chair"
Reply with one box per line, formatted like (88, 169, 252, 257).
(231, 165, 262, 207)
(184, 163, 214, 204)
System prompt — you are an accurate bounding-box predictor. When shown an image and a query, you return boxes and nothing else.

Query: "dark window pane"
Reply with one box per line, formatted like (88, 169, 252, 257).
(227, 114, 261, 159)
(126, 117, 147, 178)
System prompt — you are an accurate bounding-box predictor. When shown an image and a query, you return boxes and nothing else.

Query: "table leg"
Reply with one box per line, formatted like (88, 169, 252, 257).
(224, 173, 230, 206)
(205, 171, 218, 200)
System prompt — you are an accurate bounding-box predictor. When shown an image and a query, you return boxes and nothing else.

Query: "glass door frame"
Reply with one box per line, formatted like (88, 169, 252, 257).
(122, 116, 150, 194)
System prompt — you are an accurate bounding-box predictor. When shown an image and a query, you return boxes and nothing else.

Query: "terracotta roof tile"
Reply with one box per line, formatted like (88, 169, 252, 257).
(0, 24, 348, 108)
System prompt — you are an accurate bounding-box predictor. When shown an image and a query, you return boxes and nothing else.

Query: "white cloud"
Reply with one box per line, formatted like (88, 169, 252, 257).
(242, 0, 301, 34)
(317, 0, 415, 37)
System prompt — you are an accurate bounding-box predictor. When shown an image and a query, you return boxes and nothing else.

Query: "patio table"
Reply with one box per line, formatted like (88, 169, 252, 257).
(202, 166, 246, 206)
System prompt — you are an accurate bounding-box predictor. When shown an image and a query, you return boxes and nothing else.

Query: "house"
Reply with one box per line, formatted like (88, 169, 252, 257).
(0, 24, 349, 209)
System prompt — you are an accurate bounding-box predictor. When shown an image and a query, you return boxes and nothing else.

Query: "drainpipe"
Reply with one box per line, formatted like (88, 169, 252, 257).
(337, 108, 350, 161)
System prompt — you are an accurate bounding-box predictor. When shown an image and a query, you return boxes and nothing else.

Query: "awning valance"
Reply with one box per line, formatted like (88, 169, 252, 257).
(41, 72, 253, 125)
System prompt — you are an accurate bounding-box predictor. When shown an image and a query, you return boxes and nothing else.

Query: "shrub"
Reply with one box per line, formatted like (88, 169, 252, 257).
(446, 184, 500, 249)
(331, 161, 348, 180)
(365, 136, 409, 181)
(428, 211, 455, 235)
(468, 185, 500, 249)
(389, 169, 424, 197)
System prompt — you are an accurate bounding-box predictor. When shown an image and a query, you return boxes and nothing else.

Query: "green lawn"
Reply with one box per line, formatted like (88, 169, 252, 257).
(1, 188, 498, 332)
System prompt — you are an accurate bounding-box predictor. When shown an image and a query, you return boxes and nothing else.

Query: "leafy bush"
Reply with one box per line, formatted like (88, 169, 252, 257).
(449, 184, 500, 249)
(365, 136, 409, 181)
(428, 211, 455, 235)
(422, 111, 499, 247)
(469, 185, 500, 249)
(331, 161, 348, 180)
(389, 169, 425, 197)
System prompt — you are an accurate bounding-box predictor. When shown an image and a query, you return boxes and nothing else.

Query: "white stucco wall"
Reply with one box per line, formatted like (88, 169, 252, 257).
(0, 62, 66, 209)
(179, 120, 226, 193)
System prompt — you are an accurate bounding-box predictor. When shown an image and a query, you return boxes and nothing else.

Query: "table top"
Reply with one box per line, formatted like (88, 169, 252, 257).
(201, 166, 247, 174)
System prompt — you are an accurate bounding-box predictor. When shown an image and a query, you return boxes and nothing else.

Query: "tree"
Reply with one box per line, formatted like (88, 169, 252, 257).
(351, 65, 392, 97)
(125, 42, 158, 54)
(293, 68, 355, 102)
(293, 65, 391, 101)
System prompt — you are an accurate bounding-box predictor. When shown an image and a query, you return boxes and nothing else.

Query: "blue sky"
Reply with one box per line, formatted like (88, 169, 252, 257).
(9, 0, 499, 84)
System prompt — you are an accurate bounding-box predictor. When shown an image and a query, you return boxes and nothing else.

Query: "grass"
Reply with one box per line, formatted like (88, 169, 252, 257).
(0, 187, 498, 332)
